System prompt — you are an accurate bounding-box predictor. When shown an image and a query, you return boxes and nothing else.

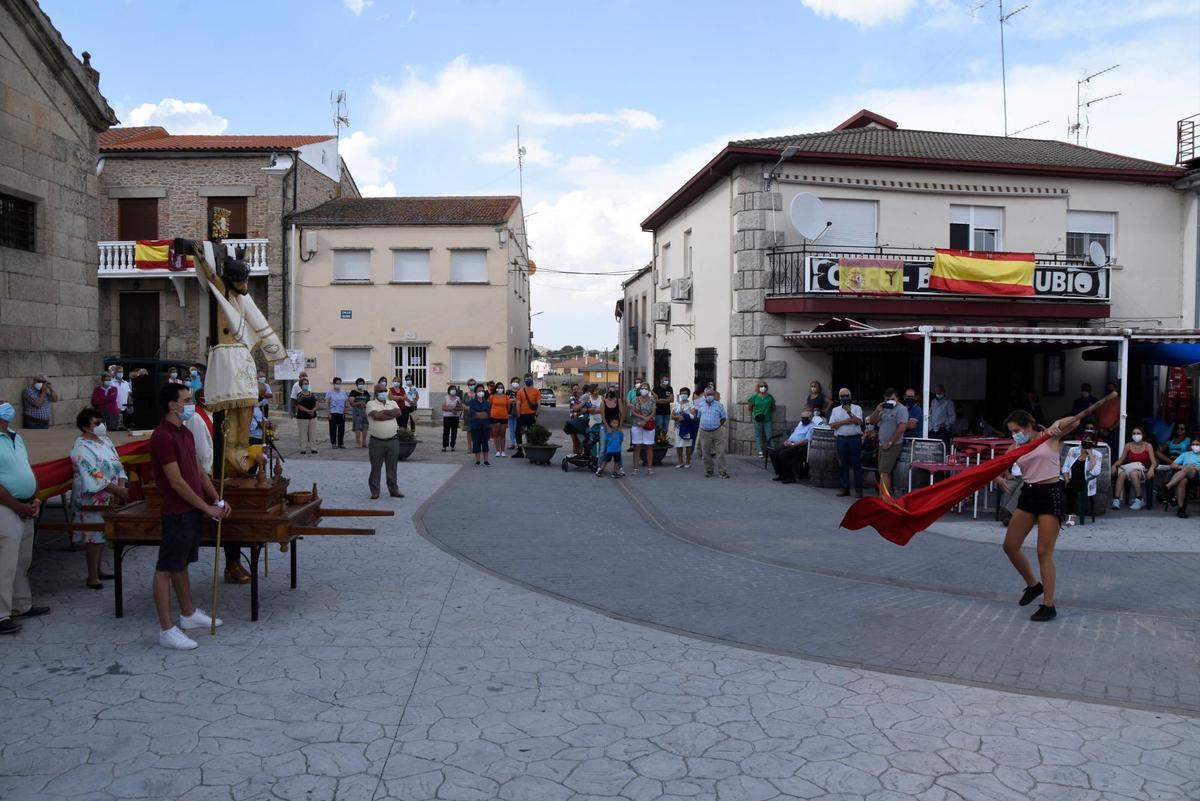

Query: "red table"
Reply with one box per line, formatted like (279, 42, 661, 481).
(952, 436, 1013, 460)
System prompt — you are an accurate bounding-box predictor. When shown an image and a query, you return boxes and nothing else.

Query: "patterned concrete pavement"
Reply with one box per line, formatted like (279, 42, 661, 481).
(0, 454, 1196, 800)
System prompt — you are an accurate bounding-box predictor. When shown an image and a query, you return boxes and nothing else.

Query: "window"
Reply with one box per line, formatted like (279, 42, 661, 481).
(0, 193, 36, 251)
(1066, 211, 1116, 262)
(392, 249, 431, 282)
(450, 347, 487, 381)
(450, 249, 488, 283)
(117, 197, 158, 240)
(683, 230, 692, 277)
(659, 243, 671, 287)
(334, 348, 371, 383)
(334, 249, 371, 281)
(815, 199, 877, 249)
(208, 197, 248, 239)
(949, 205, 1003, 251)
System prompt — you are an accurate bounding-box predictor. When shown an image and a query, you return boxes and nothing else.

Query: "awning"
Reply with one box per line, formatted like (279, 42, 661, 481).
(1083, 342, 1200, 366)
(784, 323, 1200, 348)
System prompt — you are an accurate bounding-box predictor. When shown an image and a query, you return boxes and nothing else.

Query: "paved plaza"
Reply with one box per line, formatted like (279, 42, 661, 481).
(0, 420, 1197, 800)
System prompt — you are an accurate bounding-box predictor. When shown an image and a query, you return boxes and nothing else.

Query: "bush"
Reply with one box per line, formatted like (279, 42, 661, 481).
(524, 423, 552, 446)
(396, 428, 416, 442)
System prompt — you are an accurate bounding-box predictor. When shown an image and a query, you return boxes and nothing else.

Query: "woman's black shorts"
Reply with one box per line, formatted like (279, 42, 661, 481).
(1017, 481, 1065, 520)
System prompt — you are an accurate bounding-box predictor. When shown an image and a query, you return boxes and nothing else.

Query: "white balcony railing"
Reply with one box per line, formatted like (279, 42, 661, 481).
(98, 239, 269, 278)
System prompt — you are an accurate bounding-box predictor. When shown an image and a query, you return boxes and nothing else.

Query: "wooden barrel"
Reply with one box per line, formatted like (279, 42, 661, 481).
(807, 426, 841, 488)
(1059, 441, 1112, 516)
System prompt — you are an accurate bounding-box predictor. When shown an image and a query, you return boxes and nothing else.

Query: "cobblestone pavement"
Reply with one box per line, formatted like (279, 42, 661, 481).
(3, 454, 1196, 800)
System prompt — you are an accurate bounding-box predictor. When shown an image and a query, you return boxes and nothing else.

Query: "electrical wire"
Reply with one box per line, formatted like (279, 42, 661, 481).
(532, 267, 642, 276)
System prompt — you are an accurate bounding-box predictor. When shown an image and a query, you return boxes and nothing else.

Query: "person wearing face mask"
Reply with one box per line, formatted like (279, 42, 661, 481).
(467, 385, 493, 465)
(512, 374, 542, 458)
(670, 387, 696, 468)
(327, 377, 349, 449)
(70, 407, 127, 589)
(868, 388, 909, 496)
(806, 380, 831, 416)
(601, 385, 624, 443)
(388, 375, 408, 414)
(1158, 422, 1190, 463)
(366, 382, 405, 498)
(1111, 427, 1156, 511)
(403, 375, 420, 432)
(257, 371, 273, 418)
(653, 377, 674, 435)
(1000, 408, 1079, 623)
(288, 371, 309, 413)
(108, 365, 132, 430)
(294, 379, 318, 454)
(1061, 432, 1104, 526)
(630, 382, 658, 475)
(149, 383, 231, 650)
(506, 377, 521, 450)
(745, 382, 776, 457)
(829, 388, 864, 497)
(187, 366, 204, 392)
(21, 373, 57, 429)
(929, 384, 956, 449)
(349, 378, 371, 448)
(695, 387, 729, 478)
(441, 385, 463, 452)
(770, 410, 817, 485)
(167, 367, 185, 386)
(901, 388, 923, 439)
(1162, 437, 1200, 518)
(490, 379, 515, 457)
(91, 372, 121, 431)
(0, 396, 47, 636)
(462, 379, 478, 453)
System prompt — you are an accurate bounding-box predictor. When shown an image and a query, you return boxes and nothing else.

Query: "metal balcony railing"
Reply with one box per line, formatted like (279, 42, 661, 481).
(98, 239, 269, 277)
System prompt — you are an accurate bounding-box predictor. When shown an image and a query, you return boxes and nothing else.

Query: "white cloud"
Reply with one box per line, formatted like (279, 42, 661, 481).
(479, 137, 559, 166)
(526, 108, 663, 131)
(344, 0, 373, 14)
(800, 0, 920, 27)
(338, 130, 397, 186)
(360, 181, 396, 197)
(125, 99, 228, 134)
(371, 56, 528, 137)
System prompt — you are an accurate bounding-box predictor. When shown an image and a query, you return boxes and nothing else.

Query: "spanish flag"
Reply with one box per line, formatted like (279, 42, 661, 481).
(930, 249, 1035, 296)
(837, 258, 904, 295)
(134, 239, 171, 269)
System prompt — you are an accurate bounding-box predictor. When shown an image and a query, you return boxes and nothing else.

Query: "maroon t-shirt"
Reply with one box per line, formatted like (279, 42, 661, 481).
(149, 419, 203, 515)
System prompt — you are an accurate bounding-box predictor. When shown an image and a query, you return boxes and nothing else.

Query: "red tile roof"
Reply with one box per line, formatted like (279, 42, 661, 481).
(288, 197, 522, 226)
(99, 128, 334, 152)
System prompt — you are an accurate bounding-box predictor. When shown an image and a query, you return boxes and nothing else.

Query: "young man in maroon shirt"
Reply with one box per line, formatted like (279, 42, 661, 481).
(149, 383, 232, 650)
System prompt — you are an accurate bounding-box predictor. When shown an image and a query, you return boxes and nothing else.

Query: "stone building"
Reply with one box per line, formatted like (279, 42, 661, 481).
(96, 128, 360, 365)
(639, 109, 1196, 455)
(0, 0, 116, 422)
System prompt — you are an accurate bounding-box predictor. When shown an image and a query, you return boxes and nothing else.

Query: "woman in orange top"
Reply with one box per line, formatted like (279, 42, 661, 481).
(489, 380, 514, 457)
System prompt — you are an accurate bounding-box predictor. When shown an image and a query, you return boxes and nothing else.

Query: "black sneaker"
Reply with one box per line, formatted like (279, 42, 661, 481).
(0, 618, 21, 635)
(1178, 508, 1189, 519)
(13, 606, 50, 618)
(1030, 604, 1057, 622)
(512, 450, 526, 459)
(1018, 582, 1044, 607)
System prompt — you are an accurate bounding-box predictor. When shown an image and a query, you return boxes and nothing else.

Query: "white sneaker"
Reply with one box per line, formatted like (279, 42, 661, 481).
(1130, 499, 1144, 510)
(1111, 499, 1121, 510)
(179, 608, 222, 631)
(159, 626, 198, 650)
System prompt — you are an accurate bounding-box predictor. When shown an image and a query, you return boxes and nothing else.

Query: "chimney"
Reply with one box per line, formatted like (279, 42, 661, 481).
(81, 52, 100, 88)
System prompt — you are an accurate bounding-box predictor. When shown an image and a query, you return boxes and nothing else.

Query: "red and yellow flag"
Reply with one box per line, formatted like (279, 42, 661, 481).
(133, 239, 171, 269)
(930, 249, 1035, 296)
(837, 258, 904, 295)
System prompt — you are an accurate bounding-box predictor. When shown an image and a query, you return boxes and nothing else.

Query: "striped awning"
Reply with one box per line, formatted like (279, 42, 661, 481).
(784, 323, 1200, 348)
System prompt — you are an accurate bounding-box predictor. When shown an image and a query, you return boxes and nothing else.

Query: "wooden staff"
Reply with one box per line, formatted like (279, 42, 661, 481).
(1038, 391, 1117, 441)
(209, 417, 231, 635)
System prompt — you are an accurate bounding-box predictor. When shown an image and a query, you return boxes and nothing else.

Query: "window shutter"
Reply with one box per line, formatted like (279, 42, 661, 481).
(818, 199, 877, 249)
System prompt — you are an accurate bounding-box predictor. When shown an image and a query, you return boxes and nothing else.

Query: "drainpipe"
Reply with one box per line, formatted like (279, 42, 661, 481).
(920, 325, 932, 438)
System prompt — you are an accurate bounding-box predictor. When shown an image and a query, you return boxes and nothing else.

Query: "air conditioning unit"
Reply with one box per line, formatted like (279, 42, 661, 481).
(671, 276, 692, 302)
(653, 302, 671, 323)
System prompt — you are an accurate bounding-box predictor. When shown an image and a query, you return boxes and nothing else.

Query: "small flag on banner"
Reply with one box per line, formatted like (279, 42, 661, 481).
(837, 258, 905, 294)
(930, 249, 1035, 296)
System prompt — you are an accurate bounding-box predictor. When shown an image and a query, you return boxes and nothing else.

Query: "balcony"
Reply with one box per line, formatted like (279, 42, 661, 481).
(766, 246, 1110, 319)
(98, 239, 270, 278)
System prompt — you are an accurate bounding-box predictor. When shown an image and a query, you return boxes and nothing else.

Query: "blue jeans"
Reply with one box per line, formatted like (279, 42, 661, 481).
(22, 419, 48, 430)
(835, 435, 863, 490)
(507, 417, 517, 447)
(753, 419, 771, 452)
(655, 413, 671, 433)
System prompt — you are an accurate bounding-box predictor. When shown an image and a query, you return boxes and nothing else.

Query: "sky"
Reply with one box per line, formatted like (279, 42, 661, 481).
(44, 0, 1200, 349)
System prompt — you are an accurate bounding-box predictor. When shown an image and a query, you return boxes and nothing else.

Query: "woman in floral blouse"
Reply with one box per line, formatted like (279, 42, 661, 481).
(70, 407, 127, 589)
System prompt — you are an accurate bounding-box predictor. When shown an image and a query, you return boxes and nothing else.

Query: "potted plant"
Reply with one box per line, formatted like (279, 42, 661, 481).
(521, 423, 560, 465)
(652, 429, 671, 466)
(396, 427, 418, 461)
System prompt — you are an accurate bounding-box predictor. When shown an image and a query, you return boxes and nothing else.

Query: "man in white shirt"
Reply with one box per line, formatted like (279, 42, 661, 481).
(109, 364, 133, 430)
(828, 387, 864, 497)
(365, 381, 404, 500)
(770, 409, 819, 484)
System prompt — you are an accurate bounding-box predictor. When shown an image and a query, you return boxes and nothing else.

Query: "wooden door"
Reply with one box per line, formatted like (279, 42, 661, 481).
(119, 292, 160, 358)
(118, 198, 158, 240)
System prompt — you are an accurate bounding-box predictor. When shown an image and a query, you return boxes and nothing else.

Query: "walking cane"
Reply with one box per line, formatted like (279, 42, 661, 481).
(209, 417, 231, 636)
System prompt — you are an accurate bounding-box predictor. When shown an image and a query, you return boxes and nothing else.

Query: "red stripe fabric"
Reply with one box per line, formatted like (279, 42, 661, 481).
(33, 440, 151, 500)
(840, 436, 1043, 545)
(928, 276, 1036, 296)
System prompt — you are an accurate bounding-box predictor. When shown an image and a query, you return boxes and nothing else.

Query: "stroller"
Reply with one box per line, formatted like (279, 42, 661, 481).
(561, 414, 600, 472)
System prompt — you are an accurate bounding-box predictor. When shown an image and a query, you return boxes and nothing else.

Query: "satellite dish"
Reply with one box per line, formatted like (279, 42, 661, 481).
(789, 193, 828, 240)
(1087, 241, 1108, 267)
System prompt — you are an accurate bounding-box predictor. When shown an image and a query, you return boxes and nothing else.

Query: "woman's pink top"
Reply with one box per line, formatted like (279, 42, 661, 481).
(1127, 447, 1152, 468)
(1016, 439, 1061, 484)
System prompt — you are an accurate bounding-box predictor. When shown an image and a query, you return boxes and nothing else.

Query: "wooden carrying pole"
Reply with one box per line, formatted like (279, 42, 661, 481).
(209, 419, 230, 635)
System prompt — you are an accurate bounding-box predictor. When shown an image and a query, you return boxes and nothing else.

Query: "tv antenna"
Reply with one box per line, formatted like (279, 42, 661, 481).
(1010, 119, 1050, 137)
(1068, 65, 1120, 145)
(331, 90, 350, 145)
(516, 124, 526, 202)
(997, 0, 1028, 137)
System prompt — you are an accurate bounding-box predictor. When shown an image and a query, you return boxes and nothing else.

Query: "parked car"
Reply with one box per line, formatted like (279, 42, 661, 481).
(539, 388, 557, 407)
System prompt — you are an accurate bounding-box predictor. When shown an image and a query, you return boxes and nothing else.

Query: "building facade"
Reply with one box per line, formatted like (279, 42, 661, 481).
(96, 127, 359, 365)
(641, 110, 1199, 454)
(0, 0, 117, 422)
(288, 196, 532, 413)
(619, 265, 654, 392)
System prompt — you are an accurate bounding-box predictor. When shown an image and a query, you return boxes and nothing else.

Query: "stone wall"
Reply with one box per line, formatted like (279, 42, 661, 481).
(0, 1, 113, 425)
(729, 164, 788, 455)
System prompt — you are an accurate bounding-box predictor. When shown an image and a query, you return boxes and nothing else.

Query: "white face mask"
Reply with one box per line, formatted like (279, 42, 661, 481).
(477, 391, 486, 399)
(1131, 433, 1143, 443)
(759, 386, 767, 393)
(640, 388, 650, 396)
(333, 383, 341, 390)
(405, 381, 413, 387)
(33, 382, 44, 391)
(511, 382, 519, 389)
(93, 422, 107, 437)
(1191, 444, 1200, 454)
(449, 390, 457, 396)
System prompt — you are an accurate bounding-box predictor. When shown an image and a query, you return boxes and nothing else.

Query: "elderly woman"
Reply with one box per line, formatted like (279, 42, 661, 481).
(70, 407, 127, 589)
(630, 381, 658, 476)
(671, 387, 696, 469)
(21, 373, 58, 429)
(90, 372, 121, 430)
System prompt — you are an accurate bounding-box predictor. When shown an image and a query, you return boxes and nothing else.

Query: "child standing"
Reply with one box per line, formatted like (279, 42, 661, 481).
(597, 429, 626, 478)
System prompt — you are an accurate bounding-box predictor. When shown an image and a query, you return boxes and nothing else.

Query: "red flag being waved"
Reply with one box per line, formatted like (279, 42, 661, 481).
(840, 436, 1043, 546)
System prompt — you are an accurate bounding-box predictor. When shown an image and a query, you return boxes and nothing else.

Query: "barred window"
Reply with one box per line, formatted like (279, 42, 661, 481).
(0, 193, 36, 252)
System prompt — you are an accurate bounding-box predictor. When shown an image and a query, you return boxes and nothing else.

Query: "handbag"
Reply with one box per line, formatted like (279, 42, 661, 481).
(642, 418, 655, 431)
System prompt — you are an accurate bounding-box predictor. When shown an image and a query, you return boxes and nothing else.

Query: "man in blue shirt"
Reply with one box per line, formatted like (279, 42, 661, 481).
(770, 410, 817, 484)
(929, 384, 956, 448)
(695, 388, 729, 478)
(902, 388, 923, 438)
(1165, 443, 1200, 518)
(0, 398, 49, 635)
